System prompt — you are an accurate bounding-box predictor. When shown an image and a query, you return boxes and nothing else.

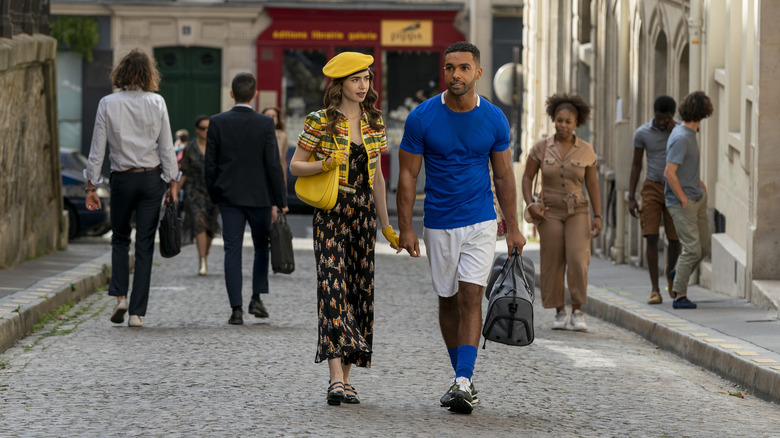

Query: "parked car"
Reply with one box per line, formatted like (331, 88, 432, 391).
(60, 150, 111, 239)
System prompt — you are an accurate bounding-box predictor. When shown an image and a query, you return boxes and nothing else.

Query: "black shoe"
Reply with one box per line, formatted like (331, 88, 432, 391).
(343, 383, 360, 404)
(228, 308, 243, 325)
(440, 380, 478, 406)
(248, 297, 269, 318)
(672, 296, 697, 309)
(327, 381, 345, 406)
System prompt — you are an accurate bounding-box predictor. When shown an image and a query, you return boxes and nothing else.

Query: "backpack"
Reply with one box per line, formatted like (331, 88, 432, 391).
(270, 212, 295, 274)
(482, 248, 535, 348)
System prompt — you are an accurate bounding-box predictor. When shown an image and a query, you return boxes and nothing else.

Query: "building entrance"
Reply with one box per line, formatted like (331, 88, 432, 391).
(154, 46, 221, 140)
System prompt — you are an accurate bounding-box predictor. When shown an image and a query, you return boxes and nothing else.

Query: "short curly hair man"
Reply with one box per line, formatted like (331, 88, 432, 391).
(678, 91, 713, 122)
(545, 93, 591, 127)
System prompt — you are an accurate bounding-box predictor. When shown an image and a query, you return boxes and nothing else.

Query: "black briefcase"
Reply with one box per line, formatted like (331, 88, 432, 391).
(270, 212, 294, 274)
(159, 201, 182, 258)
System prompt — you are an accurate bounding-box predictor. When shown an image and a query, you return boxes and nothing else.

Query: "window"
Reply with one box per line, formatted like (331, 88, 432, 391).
(57, 51, 83, 151)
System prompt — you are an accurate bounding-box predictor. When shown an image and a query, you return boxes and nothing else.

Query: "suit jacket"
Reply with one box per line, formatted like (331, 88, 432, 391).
(205, 106, 287, 208)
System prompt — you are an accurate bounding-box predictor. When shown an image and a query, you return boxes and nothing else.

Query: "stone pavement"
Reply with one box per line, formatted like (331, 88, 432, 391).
(1, 233, 779, 436)
(525, 249, 780, 403)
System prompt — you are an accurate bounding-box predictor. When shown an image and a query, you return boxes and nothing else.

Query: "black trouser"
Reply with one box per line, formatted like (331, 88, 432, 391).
(108, 169, 166, 316)
(219, 203, 271, 308)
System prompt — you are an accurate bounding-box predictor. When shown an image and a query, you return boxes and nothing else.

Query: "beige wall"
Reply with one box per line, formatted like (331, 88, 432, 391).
(51, 4, 266, 112)
(0, 35, 63, 268)
(522, 0, 779, 306)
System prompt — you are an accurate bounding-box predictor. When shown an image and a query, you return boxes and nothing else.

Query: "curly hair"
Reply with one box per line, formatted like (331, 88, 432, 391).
(678, 91, 713, 122)
(110, 49, 160, 92)
(654, 95, 676, 114)
(545, 93, 591, 127)
(323, 69, 384, 135)
(261, 107, 286, 131)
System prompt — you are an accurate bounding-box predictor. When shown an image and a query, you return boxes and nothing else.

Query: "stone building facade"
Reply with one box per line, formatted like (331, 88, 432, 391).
(0, 1, 62, 268)
(50, 0, 523, 192)
(522, 0, 780, 309)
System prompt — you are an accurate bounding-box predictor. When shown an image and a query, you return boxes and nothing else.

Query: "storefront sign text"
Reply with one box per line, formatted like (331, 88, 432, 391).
(271, 29, 378, 42)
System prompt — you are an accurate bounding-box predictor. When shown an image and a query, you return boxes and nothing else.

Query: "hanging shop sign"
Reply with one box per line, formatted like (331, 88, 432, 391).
(381, 20, 433, 47)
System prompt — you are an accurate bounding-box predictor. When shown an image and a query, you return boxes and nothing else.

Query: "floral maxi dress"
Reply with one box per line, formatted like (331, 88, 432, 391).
(181, 140, 220, 240)
(314, 143, 376, 367)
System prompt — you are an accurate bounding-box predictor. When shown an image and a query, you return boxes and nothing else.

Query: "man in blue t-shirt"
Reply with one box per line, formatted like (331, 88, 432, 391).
(663, 91, 713, 310)
(397, 41, 525, 414)
(628, 96, 681, 305)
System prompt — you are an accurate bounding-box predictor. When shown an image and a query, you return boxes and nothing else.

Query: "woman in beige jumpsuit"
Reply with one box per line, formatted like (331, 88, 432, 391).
(522, 93, 602, 331)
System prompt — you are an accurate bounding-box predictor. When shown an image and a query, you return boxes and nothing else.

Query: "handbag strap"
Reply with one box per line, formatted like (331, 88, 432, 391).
(499, 248, 532, 296)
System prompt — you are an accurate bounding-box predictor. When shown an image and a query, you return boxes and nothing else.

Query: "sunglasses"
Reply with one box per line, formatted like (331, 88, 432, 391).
(197, 125, 208, 130)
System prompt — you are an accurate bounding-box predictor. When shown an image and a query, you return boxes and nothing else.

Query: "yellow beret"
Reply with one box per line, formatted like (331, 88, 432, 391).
(322, 52, 374, 79)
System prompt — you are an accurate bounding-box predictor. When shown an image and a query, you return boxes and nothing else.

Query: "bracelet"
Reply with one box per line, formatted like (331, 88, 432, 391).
(593, 215, 601, 218)
(85, 187, 96, 193)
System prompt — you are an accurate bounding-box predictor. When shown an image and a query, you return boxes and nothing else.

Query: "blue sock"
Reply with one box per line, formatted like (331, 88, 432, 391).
(447, 348, 458, 373)
(455, 345, 478, 380)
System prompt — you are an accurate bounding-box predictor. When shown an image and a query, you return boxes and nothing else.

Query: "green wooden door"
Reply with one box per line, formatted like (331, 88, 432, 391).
(154, 47, 221, 141)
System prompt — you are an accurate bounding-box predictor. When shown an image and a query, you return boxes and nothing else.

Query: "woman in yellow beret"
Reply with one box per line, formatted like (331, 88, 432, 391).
(290, 51, 399, 406)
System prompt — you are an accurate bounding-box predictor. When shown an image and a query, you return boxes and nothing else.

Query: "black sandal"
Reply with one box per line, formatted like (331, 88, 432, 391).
(343, 383, 360, 404)
(327, 381, 345, 406)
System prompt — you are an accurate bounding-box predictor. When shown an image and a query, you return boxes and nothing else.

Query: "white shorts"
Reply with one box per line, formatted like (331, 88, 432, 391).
(423, 219, 498, 298)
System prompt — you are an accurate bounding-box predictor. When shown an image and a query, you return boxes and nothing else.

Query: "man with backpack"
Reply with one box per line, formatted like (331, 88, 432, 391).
(396, 42, 525, 414)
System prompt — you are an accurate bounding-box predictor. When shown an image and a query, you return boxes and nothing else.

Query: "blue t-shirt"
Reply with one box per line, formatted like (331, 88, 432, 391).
(633, 119, 676, 182)
(665, 124, 702, 206)
(399, 93, 511, 229)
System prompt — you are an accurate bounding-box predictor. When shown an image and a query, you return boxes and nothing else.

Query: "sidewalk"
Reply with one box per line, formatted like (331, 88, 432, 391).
(2, 235, 779, 403)
(522, 247, 780, 403)
(0, 238, 120, 353)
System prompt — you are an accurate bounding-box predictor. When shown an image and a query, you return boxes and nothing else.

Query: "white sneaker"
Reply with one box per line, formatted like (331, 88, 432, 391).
(570, 309, 588, 331)
(449, 377, 474, 414)
(110, 299, 128, 324)
(128, 315, 143, 327)
(551, 310, 567, 330)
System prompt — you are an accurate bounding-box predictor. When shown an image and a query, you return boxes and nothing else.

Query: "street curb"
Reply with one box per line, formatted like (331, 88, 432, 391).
(584, 289, 780, 403)
(0, 252, 115, 354)
(533, 271, 780, 404)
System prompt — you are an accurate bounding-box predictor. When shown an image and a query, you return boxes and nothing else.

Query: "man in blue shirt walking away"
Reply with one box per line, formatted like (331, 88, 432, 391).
(396, 41, 525, 414)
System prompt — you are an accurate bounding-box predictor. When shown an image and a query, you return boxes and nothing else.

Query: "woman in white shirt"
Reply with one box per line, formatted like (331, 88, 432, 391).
(84, 49, 179, 328)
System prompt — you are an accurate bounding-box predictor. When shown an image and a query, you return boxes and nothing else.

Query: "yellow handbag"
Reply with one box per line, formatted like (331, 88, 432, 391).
(294, 154, 339, 210)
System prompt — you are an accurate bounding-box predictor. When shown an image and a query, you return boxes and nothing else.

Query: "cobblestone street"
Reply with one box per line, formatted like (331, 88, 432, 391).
(1, 236, 777, 437)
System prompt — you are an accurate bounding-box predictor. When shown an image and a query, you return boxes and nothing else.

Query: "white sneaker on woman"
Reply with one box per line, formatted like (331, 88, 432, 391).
(551, 310, 567, 330)
(570, 309, 588, 331)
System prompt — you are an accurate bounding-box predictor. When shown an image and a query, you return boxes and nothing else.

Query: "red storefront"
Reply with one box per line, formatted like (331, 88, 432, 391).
(255, 6, 464, 123)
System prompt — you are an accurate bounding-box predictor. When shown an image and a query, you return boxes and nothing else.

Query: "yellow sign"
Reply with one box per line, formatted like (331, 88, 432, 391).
(381, 20, 433, 47)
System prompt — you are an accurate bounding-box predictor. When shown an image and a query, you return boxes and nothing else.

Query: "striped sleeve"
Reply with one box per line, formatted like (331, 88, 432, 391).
(297, 111, 324, 151)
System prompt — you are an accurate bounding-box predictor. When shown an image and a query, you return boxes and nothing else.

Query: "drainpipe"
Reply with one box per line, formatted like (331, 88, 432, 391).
(612, 0, 631, 264)
(688, 0, 703, 91)
(469, 0, 477, 43)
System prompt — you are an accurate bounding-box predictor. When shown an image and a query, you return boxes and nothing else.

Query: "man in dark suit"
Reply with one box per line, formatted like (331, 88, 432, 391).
(205, 72, 288, 325)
